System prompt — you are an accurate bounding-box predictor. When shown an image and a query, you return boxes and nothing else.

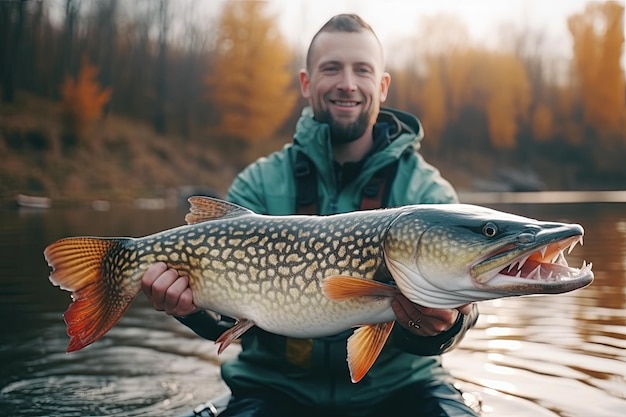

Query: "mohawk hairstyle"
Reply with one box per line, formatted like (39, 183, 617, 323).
(306, 14, 382, 71)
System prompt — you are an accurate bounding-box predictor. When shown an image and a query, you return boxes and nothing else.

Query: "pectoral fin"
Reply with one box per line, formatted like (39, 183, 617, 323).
(322, 275, 399, 300)
(215, 318, 255, 354)
(347, 321, 395, 383)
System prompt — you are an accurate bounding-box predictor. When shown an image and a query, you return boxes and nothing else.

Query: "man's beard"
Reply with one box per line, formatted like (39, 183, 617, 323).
(316, 108, 370, 144)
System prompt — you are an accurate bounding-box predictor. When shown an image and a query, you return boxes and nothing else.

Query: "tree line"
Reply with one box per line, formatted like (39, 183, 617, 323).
(1, 0, 625, 188)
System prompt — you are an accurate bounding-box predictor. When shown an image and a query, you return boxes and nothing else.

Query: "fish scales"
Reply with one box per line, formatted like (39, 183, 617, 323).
(109, 209, 396, 337)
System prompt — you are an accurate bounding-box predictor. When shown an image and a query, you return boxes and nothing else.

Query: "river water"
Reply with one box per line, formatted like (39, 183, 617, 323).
(0, 201, 624, 416)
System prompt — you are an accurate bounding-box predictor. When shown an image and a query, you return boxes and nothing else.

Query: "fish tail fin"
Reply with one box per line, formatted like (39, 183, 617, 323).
(44, 237, 138, 352)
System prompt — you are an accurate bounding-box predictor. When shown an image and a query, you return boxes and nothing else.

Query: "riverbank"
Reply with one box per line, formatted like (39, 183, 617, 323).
(2, 93, 625, 208)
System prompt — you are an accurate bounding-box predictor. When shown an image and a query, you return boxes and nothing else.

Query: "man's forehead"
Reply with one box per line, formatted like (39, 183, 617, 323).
(309, 31, 384, 67)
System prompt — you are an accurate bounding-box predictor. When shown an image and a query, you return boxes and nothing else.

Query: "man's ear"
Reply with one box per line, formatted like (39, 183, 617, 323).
(299, 69, 311, 99)
(379, 71, 391, 103)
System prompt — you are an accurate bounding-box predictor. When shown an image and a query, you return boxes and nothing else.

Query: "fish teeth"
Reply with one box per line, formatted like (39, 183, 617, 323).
(580, 260, 592, 273)
(528, 265, 542, 280)
(556, 250, 569, 266)
(540, 246, 547, 258)
(519, 254, 530, 269)
(506, 254, 531, 273)
(568, 238, 580, 254)
(507, 262, 517, 273)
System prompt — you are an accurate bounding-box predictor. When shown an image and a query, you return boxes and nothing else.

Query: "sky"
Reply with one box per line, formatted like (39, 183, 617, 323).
(260, 0, 625, 68)
(267, 0, 596, 42)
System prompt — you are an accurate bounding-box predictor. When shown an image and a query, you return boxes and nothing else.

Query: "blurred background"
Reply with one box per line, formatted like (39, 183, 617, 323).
(1, 0, 625, 205)
(0, 2, 625, 416)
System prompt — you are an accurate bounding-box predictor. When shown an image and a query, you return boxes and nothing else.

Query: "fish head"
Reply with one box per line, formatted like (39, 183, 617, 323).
(384, 204, 594, 308)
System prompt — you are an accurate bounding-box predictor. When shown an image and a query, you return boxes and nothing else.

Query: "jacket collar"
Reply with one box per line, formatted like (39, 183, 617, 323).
(292, 106, 424, 164)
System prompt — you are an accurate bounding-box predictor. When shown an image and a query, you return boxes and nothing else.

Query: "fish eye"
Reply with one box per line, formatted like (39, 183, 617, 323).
(482, 222, 498, 238)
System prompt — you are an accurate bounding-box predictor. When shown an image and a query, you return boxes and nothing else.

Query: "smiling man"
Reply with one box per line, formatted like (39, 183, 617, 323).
(142, 14, 480, 417)
(300, 19, 390, 164)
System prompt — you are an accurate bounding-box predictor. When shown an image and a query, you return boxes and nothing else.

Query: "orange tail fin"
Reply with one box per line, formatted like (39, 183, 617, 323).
(44, 237, 137, 352)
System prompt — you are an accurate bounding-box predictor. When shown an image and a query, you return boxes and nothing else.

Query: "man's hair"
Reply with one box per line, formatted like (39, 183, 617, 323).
(306, 14, 382, 71)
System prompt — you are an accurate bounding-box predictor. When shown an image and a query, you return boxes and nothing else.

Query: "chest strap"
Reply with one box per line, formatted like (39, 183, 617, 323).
(292, 149, 398, 215)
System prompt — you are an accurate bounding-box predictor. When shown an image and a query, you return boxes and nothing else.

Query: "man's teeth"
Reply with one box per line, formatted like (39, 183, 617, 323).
(335, 101, 357, 107)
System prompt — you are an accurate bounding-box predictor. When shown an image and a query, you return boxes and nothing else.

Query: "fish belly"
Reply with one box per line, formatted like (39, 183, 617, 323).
(190, 272, 396, 338)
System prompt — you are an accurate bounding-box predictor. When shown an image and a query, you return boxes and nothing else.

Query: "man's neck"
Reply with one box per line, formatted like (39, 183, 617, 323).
(332, 132, 374, 164)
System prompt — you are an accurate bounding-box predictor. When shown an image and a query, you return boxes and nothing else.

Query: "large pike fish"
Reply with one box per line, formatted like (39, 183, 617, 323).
(45, 197, 593, 382)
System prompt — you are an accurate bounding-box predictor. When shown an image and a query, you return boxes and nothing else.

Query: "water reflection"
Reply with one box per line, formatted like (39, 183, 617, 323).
(0, 203, 625, 416)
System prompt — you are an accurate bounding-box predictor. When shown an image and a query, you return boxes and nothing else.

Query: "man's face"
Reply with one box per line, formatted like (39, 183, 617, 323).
(300, 31, 391, 144)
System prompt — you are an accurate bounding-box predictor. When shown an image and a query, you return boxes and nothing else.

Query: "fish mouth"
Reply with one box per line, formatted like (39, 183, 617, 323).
(471, 226, 594, 293)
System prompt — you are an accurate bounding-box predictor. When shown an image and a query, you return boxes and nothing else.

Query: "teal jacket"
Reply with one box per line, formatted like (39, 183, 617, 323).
(184, 107, 478, 411)
(227, 107, 458, 214)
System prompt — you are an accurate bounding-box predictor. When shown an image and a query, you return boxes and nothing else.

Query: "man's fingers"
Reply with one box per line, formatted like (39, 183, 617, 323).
(147, 269, 179, 310)
(163, 275, 190, 314)
(390, 298, 410, 322)
(173, 287, 199, 317)
(141, 262, 168, 298)
(457, 303, 473, 315)
(392, 295, 470, 336)
(392, 296, 432, 335)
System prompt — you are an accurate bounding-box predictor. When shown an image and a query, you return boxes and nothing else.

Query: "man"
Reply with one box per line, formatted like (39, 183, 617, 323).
(142, 14, 480, 417)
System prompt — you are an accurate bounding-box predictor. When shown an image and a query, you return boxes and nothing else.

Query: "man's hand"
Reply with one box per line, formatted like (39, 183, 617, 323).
(391, 294, 472, 336)
(141, 262, 200, 317)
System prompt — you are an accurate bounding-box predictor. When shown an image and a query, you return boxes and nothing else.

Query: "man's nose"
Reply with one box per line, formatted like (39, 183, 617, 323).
(336, 70, 357, 91)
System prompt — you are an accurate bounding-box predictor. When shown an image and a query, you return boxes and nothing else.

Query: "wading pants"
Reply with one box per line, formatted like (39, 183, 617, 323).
(218, 378, 481, 417)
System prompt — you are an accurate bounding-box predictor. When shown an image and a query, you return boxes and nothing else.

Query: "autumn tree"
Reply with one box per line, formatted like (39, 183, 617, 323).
(1, 0, 26, 103)
(431, 48, 530, 150)
(60, 59, 111, 145)
(154, 0, 170, 134)
(482, 52, 530, 149)
(205, 0, 297, 145)
(568, 1, 625, 137)
(418, 56, 447, 148)
(388, 14, 471, 150)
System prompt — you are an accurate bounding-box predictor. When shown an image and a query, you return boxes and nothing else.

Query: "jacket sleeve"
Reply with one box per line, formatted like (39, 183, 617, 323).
(175, 310, 235, 341)
(226, 161, 269, 213)
(391, 304, 479, 355)
(391, 151, 459, 206)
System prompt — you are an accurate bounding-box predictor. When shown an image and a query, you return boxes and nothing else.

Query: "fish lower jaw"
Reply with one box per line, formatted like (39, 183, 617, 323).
(476, 261, 594, 291)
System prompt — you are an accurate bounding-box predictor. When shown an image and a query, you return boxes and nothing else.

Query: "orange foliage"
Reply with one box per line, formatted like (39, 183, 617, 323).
(423, 48, 529, 149)
(532, 104, 554, 142)
(568, 1, 625, 137)
(419, 56, 447, 146)
(206, 0, 297, 143)
(60, 60, 111, 138)
(483, 53, 530, 149)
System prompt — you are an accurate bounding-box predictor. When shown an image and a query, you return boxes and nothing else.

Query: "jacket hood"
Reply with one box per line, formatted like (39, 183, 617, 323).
(377, 107, 424, 143)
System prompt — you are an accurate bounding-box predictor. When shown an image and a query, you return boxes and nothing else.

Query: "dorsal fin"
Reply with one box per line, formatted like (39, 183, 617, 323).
(185, 196, 252, 225)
